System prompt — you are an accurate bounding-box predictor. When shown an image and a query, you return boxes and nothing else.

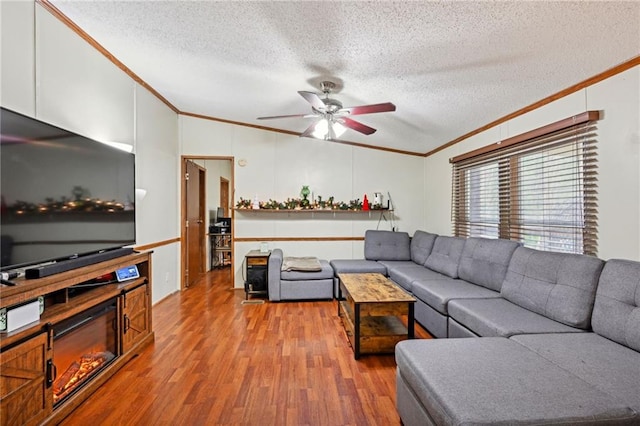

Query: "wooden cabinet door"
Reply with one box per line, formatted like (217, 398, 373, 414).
(0, 332, 52, 426)
(122, 284, 150, 353)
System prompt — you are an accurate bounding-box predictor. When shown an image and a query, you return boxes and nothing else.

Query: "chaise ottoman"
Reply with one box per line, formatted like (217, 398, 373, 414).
(268, 249, 334, 301)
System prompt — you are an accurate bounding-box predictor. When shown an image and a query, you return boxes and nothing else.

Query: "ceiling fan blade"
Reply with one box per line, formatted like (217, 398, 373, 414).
(340, 102, 396, 116)
(257, 113, 312, 120)
(338, 117, 377, 135)
(298, 91, 326, 110)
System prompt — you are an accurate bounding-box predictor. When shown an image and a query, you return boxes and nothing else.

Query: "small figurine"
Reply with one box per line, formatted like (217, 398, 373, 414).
(300, 185, 311, 208)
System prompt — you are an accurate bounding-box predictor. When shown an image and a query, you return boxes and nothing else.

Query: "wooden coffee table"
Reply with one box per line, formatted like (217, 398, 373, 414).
(337, 273, 416, 359)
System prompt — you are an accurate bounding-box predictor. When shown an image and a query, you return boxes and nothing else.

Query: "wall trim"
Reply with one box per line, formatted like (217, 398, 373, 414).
(135, 237, 180, 252)
(36, 0, 179, 114)
(180, 112, 424, 157)
(426, 55, 640, 158)
(449, 110, 600, 163)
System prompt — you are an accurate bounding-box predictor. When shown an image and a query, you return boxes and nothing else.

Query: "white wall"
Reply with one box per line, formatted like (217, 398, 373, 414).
(1, 2, 181, 303)
(180, 116, 426, 287)
(134, 85, 180, 303)
(424, 66, 640, 261)
(587, 68, 640, 260)
(35, 6, 135, 145)
(1, 1, 35, 115)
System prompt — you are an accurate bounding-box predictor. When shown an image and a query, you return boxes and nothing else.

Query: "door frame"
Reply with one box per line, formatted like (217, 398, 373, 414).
(180, 155, 235, 290)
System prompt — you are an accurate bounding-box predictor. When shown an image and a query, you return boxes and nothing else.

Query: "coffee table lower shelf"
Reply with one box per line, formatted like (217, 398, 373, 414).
(339, 300, 410, 358)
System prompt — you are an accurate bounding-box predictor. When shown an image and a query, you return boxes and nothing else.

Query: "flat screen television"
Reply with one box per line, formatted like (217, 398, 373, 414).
(0, 107, 136, 271)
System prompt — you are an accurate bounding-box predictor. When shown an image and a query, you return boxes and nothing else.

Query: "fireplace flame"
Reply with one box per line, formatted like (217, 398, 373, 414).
(53, 351, 115, 404)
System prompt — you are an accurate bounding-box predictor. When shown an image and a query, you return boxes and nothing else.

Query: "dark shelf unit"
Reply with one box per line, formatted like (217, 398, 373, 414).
(244, 250, 270, 299)
(209, 218, 231, 270)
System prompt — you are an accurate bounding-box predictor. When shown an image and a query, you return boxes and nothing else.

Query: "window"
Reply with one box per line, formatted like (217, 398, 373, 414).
(451, 112, 599, 255)
(467, 161, 500, 238)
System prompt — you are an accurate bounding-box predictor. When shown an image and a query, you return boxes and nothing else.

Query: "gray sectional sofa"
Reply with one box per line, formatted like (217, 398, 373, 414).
(330, 230, 640, 425)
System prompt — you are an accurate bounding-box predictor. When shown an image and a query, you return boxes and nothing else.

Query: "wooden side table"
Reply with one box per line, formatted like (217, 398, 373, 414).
(244, 250, 270, 299)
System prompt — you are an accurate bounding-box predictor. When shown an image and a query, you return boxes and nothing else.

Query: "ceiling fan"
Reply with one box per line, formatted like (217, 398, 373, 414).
(257, 81, 396, 140)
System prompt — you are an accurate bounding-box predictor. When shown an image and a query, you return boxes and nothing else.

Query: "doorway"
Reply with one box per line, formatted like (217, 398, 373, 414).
(181, 156, 234, 290)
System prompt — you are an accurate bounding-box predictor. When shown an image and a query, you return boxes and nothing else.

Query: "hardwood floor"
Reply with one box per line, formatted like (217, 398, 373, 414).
(60, 268, 431, 425)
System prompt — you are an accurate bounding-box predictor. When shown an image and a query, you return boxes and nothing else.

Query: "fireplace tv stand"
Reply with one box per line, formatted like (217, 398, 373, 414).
(0, 251, 154, 425)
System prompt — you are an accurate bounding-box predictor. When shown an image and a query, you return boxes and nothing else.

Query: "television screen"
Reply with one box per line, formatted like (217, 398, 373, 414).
(0, 107, 136, 271)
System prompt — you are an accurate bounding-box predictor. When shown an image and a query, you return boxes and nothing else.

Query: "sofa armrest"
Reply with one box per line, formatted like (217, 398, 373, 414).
(268, 248, 283, 301)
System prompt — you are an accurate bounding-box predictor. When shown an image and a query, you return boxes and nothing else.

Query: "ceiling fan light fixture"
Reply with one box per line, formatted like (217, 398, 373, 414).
(312, 118, 346, 140)
(312, 119, 329, 139)
(332, 120, 347, 138)
(258, 80, 395, 140)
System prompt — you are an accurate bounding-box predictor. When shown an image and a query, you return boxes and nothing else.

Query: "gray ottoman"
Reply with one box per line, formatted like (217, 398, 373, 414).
(395, 337, 638, 425)
(269, 249, 335, 301)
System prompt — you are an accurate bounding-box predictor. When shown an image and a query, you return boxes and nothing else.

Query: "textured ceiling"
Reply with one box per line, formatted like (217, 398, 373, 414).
(50, 1, 640, 154)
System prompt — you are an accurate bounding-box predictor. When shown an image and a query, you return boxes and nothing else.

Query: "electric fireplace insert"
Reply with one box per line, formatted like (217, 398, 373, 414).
(52, 298, 119, 406)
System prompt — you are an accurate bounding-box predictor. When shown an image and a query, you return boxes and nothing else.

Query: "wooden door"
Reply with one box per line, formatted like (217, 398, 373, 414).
(184, 160, 205, 288)
(122, 284, 150, 353)
(0, 332, 52, 426)
(220, 177, 229, 217)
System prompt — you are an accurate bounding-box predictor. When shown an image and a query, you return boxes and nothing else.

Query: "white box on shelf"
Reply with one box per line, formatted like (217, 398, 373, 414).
(0, 297, 43, 333)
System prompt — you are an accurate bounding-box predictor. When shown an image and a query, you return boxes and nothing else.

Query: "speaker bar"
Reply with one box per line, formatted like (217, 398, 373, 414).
(25, 247, 135, 279)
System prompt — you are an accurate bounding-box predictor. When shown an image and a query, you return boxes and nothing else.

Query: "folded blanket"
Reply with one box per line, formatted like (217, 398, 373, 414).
(281, 256, 322, 272)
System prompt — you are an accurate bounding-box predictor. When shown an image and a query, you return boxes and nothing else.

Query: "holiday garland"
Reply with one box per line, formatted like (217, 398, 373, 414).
(236, 196, 385, 211)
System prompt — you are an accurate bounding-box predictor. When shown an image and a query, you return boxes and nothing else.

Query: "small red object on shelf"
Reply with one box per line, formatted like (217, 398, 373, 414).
(362, 194, 370, 211)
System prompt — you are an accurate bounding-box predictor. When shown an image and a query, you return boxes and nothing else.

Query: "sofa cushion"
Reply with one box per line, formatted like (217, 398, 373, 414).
(329, 259, 387, 276)
(411, 278, 501, 315)
(395, 338, 638, 425)
(501, 247, 605, 329)
(458, 237, 520, 291)
(447, 298, 584, 337)
(364, 230, 411, 261)
(280, 260, 333, 281)
(388, 265, 448, 293)
(591, 259, 640, 352)
(410, 230, 438, 265)
(511, 333, 640, 412)
(423, 236, 466, 279)
(376, 260, 418, 272)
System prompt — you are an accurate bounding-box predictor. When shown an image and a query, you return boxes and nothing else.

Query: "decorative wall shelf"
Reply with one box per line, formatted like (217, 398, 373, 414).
(236, 193, 390, 212)
(235, 208, 390, 214)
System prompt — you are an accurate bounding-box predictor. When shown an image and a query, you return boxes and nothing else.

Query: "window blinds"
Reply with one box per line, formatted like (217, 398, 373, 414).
(451, 112, 599, 256)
